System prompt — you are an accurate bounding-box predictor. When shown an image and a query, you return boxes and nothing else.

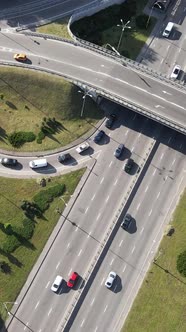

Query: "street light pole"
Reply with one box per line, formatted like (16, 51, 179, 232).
(104, 43, 121, 56)
(117, 19, 131, 52)
(2, 301, 18, 315)
(78, 89, 93, 117)
(146, 5, 154, 28)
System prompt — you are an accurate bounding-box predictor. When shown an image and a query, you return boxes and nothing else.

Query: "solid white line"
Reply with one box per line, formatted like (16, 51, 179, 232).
(122, 265, 126, 273)
(56, 262, 60, 270)
(109, 161, 113, 168)
(157, 192, 160, 199)
(100, 177, 104, 184)
(148, 209, 152, 216)
(90, 298, 95, 306)
(91, 194, 95, 201)
(78, 249, 82, 257)
(48, 308, 52, 316)
(80, 319, 85, 327)
(110, 258, 114, 265)
(105, 195, 110, 203)
(136, 203, 140, 210)
(153, 169, 156, 176)
(104, 305, 108, 313)
(119, 240, 123, 247)
(45, 281, 50, 289)
(140, 227, 144, 235)
(131, 246, 135, 254)
(101, 277, 104, 285)
(96, 213, 101, 221)
(145, 185, 148, 192)
(35, 301, 40, 310)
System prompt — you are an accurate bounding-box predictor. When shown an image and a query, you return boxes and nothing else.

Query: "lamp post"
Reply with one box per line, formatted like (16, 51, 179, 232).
(117, 19, 131, 52)
(104, 43, 120, 56)
(78, 89, 93, 117)
(146, 5, 154, 28)
(2, 301, 18, 315)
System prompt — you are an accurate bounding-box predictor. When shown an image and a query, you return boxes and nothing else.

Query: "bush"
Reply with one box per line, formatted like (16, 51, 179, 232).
(4, 223, 13, 235)
(3, 235, 20, 253)
(38, 130, 45, 140)
(8, 131, 36, 147)
(33, 184, 65, 212)
(14, 219, 35, 240)
(136, 14, 149, 29)
(177, 251, 186, 277)
(37, 138, 42, 144)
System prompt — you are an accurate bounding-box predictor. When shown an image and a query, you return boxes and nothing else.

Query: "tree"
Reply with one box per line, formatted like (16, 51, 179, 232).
(177, 251, 186, 277)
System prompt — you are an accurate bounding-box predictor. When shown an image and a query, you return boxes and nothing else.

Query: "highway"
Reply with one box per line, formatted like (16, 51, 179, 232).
(0, 32, 186, 133)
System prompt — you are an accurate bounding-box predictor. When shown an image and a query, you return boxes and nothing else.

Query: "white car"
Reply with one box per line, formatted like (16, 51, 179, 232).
(105, 271, 116, 288)
(51, 275, 63, 292)
(76, 142, 90, 154)
(170, 65, 181, 79)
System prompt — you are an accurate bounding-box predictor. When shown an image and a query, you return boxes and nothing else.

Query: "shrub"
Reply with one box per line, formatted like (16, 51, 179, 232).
(177, 251, 186, 277)
(38, 131, 45, 140)
(33, 184, 65, 212)
(0, 261, 11, 274)
(136, 14, 149, 29)
(37, 138, 42, 144)
(3, 235, 20, 253)
(8, 131, 36, 147)
(4, 223, 13, 235)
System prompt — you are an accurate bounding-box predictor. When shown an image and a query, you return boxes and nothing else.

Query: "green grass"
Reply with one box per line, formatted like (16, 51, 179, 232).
(122, 190, 186, 332)
(0, 168, 85, 326)
(37, 17, 72, 39)
(0, 67, 103, 151)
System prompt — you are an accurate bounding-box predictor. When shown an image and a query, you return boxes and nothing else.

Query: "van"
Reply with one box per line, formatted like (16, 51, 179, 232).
(29, 158, 47, 169)
(162, 22, 174, 37)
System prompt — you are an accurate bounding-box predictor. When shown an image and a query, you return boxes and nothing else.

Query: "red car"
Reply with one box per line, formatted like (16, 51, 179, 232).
(67, 272, 79, 288)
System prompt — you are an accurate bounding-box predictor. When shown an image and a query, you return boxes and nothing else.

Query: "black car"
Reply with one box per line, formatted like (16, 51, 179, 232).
(0, 157, 18, 166)
(121, 213, 132, 230)
(114, 144, 124, 158)
(93, 130, 105, 143)
(58, 153, 71, 163)
(105, 114, 116, 129)
(124, 158, 134, 173)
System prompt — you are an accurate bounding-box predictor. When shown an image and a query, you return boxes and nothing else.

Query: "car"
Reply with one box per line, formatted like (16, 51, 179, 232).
(121, 213, 132, 230)
(114, 143, 124, 158)
(51, 275, 63, 292)
(93, 130, 105, 143)
(105, 114, 116, 128)
(170, 65, 181, 79)
(124, 158, 134, 173)
(76, 142, 90, 154)
(14, 53, 27, 62)
(0, 157, 18, 166)
(58, 153, 71, 163)
(67, 272, 79, 288)
(105, 271, 117, 288)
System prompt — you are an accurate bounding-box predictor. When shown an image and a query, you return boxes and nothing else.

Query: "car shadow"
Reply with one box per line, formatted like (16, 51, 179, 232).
(93, 133, 110, 145)
(112, 275, 122, 293)
(60, 282, 71, 294)
(128, 218, 137, 234)
(116, 147, 131, 161)
(26, 59, 32, 65)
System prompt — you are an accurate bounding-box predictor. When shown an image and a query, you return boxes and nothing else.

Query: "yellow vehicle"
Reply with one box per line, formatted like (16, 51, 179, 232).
(14, 53, 27, 61)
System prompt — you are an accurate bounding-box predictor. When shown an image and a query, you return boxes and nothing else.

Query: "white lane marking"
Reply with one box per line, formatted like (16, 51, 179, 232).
(145, 185, 148, 192)
(160, 58, 163, 64)
(75, 225, 78, 232)
(168, 137, 172, 144)
(125, 129, 129, 136)
(133, 114, 136, 120)
(160, 153, 164, 160)
(114, 178, 118, 186)
(155, 105, 165, 109)
(38, 329, 42, 332)
(162, 90, 171, 96)
(157, 192, 160, 199)
(45, 281, 50, 289)
(180, 143, 182, 149)
(109, 161, 113, 168)
(138, 133, 141, 138)
(110, 258, 114, 265)
(80, 319, 85, 327)
(35, 301, 40, 310)
(140, 227, 144, 235)
(172, 159, 175, 165)
(167, 45, 170, 51)
(105, 195, 110, 203)
(85, 206, 89, 214)
(153, 169, 156, 176)
(94, 327, 98, 332)
(122, 265, 126, 273)
(119, 240, 123, 247)
(101, 277, 104, 285)
(131, 246, 135, 254)
(56, 262, 60, 270)
(90, 298, 95, 306)
(67, 242, 70, 248)
(87, 231, 91, 238)
(100, 177, 104, 184)
(136, 203, 140, 210)
(104, 305, 108, 313)
(113, 284, 117, 292)
(91, 194, 95, 201)
(48, 308, 52, 316)
(78, 249, 82, 257)
(148, 209, 152, 216)
(68, 268, 72, 276)
(131, 146, 134, 152)
(96, 213, 101, 221)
